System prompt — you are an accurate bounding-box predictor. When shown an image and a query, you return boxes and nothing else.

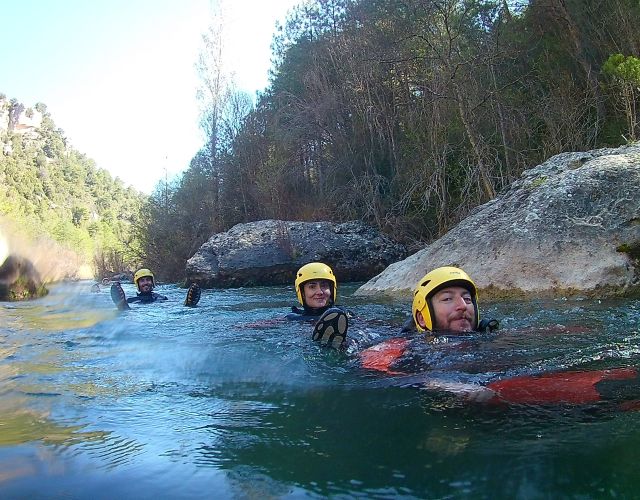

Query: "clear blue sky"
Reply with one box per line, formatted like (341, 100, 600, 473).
(1, 0, 300, 193)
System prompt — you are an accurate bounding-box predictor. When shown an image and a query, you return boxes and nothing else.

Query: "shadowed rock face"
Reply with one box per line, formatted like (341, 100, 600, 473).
(0, 254, 48, 301)
(356, 144, 640, 299)
(185, 220, 407, 288)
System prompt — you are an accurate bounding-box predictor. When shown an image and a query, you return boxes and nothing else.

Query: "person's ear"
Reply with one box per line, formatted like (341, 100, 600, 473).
(416, 310, 427, 329)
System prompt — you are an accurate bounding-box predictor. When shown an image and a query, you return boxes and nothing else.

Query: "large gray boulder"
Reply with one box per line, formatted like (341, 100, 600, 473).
(356, 144, 640, 299)
(186, 220, 407, 287)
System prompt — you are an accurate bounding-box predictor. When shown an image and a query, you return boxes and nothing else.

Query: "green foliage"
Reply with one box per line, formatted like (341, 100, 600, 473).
(0, 96, 144, 278)
(602, 53, 640, 140)
(133, 158, 218, 281)
(603, 54, 640, 83)
(2, 275, 48, 301)
(141, 0, 640, 273)
(616, 241, 640, 261)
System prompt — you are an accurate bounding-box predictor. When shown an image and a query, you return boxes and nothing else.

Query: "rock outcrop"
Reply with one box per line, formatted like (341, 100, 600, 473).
(185, 220, 407, 287)
(356, 144, 640, 299)
(0, 222, 92, 301)
(0, 254, 48, 301)
(0, 96, 43, 143)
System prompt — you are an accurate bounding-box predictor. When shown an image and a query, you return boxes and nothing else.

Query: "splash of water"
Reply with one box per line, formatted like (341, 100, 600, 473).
(0, 230, 7, 267)
(0, 217, 93, 282)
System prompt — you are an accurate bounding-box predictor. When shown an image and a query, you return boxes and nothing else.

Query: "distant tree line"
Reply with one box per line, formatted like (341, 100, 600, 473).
(3, 1, 638, 283)
(140, 0, 640, 280)
(0, 97, 143, 278)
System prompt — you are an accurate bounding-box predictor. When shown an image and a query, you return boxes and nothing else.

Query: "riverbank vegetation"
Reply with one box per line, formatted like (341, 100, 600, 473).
(0, 99, 143, 279)
(143, 0, 640, 279)
(2, 0, 639, 283)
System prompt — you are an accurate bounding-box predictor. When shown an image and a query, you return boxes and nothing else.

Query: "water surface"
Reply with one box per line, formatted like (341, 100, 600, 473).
(1, 282, 639, 498)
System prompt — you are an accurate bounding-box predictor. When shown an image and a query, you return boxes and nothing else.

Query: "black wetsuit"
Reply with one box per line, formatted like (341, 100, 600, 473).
(400, 317, 499, 334)
(361, 316, 501, 373)
(127, 291, 168, 304)
(285, 305, 333, 321)
(285, 304, 352, 322)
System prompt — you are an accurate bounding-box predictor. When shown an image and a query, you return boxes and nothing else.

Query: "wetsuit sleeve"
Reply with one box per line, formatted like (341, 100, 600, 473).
(477, 318, 499, 333)
(486, 367, 638, 404)
(285, 306, 322, 321)
(285, 312, 316, 321)
(400, 317, 417, 333)
(359, 338, 411, 375)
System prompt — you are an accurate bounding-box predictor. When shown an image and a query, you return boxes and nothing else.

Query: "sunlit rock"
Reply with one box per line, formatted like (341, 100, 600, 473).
(356, 144, 640, 299)
(186, 220, 407, 287)
(77, 264, 94, 280)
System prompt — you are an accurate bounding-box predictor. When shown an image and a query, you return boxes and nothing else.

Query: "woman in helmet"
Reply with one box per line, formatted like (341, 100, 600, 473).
(286, 262, 350, 349)
(287, 262, 337, 320)
(110, 268, 200, 310)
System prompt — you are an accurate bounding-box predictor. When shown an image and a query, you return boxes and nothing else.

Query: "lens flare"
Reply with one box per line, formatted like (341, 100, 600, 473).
(0, 231, 8, 267)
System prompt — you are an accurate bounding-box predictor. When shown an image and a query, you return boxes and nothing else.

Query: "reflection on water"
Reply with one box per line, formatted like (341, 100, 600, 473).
(0, 405, 108, 447)
(0, 281, 639, 497)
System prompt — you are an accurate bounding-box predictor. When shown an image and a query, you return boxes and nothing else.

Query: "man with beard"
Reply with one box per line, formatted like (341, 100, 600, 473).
(357, 267, 639, 408)
(110, 268, 200, 310)
(356, 266, 498, 371)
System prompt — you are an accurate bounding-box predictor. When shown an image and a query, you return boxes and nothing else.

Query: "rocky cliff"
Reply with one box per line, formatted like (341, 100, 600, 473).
(0, 96, 43, 145)
(356, 144, 640, 299)
(185, 220, 407, 288)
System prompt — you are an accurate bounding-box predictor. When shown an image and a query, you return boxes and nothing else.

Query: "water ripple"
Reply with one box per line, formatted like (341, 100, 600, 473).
(1, 283, 640, 498)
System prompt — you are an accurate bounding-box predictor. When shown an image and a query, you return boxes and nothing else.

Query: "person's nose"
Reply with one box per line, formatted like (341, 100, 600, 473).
(454, 296, 467, 309)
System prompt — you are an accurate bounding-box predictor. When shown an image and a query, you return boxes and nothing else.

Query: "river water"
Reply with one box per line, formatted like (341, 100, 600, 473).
(1, 281, 639, 498)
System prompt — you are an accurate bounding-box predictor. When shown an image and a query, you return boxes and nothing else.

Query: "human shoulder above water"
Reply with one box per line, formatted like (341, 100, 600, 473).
(240, 262, 350, 338)
(407, 266, 498, 335)
(109, 267, 201, 310)
(285, 262, 350, 348)
(314, 265, 499, 354)
(286, 262, 340, 320)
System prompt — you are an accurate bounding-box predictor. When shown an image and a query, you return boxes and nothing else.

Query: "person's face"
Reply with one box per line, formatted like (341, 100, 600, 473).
(137, 276, 153, 293)
(303, 280, 332, 308)
(429, 286, 476, 332)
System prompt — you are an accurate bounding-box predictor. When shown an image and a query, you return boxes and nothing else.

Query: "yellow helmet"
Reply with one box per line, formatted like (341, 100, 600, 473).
(134, 268, 155, 291)
(411, 266, 478, 332)
(294, 262, 337, 305)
